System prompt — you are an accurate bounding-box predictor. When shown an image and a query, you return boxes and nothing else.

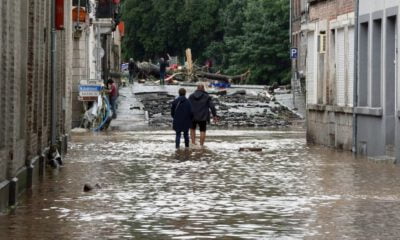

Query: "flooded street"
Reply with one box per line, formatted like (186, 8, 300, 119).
(2, 129, 400, 239)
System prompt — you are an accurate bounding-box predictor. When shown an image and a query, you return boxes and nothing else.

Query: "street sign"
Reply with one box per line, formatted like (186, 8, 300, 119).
(290, 48, 298, 59)
(121, 63, 129, 71)
(79, 79, 103, 101)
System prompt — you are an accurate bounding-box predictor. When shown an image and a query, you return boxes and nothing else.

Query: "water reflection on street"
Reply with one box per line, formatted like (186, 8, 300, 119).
(2, 129, 400, 239)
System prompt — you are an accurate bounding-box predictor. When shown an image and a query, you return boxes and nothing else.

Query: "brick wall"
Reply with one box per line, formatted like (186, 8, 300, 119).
(309, 0, 354, 22)
(0, 0, 73, 182)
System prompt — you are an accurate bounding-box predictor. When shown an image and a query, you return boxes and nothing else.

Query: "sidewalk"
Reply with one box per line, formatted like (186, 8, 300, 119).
(109, 84, 148, 131)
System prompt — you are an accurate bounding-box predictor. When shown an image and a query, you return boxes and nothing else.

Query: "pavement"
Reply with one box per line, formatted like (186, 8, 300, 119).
(109, 84, 148, 131)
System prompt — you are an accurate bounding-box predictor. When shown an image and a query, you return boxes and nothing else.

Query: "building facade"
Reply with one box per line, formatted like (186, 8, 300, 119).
(291, 0, 307, 118)
(0, 0, 74, 211)
(71, 0, 122, 128)
(300, 0, 355, 150)
(356, 0, 399, 161)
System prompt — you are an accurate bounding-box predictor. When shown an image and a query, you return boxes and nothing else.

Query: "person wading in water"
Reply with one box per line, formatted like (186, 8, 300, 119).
(189, 83, 218, 146)
(171, 88, 193, 149)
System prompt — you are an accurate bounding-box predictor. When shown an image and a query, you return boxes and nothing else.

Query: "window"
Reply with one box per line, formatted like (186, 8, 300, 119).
(359, 22, 369, 107)
(371, 19, 382, 107)
(318, 32, 327, 53)
(307, 31, 317, 104)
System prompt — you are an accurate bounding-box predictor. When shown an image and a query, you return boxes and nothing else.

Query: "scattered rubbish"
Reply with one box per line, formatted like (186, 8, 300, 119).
(48, 147, 62, 168)
(81, 95, 112, 131)
(239, 148, 263, 152)
(132, 54, 251, 85)
(83, 183, 102, 192)
(134, 87, 300, 128)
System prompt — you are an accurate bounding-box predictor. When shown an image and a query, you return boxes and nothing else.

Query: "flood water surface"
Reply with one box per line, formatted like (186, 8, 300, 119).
(1, 129, 400, 239)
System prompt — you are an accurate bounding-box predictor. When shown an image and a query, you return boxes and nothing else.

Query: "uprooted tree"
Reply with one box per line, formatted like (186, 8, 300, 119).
(122, 0, 290, 85)
(135, 61, 251, 84)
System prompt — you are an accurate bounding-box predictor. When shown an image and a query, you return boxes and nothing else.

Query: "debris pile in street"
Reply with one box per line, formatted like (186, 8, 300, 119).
(134, 91, 175, 127)
(212, 90, 299, 127)
(134, 89, 300, 128)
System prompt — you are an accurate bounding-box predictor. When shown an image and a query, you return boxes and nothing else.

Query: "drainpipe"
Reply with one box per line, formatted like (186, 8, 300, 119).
(51, 0, 57, 146)
(352, 0, 360, 153)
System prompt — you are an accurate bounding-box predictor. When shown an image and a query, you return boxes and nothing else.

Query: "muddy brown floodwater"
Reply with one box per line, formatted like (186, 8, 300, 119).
(1, 129, 400, 240)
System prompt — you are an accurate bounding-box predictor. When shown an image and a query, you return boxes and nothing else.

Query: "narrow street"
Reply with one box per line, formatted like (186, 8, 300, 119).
(1, 86, 400, 239)
(2, 0, 400, 239)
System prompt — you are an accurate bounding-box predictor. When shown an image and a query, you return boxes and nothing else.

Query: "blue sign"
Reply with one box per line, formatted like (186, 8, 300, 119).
(79, 85, 103, 91)
(290, 48, 298, 59)
(121, 63, 129, 71)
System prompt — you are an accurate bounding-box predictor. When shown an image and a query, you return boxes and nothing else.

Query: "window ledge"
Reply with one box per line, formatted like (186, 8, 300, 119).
(354, 107, 383, 116)
(307, 104, 353, 113)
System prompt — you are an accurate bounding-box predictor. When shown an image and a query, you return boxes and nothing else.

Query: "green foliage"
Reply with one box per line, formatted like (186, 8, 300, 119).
(122, 0, 290, 85)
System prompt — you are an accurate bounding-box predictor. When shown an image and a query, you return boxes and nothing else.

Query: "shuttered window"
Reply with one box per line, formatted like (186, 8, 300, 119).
(307, 31, 317, 104)
(336, 28, 346, 106)
(347, 27, 355, 106)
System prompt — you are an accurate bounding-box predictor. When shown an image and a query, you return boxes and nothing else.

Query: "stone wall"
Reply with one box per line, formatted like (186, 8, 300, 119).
(0, 0, 73, 211)
(307, 106, 353, 150)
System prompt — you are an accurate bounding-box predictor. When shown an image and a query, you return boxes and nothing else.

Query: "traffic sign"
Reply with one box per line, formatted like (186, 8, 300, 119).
(290, 48, 298, 59)
(79, 79, 103, 101)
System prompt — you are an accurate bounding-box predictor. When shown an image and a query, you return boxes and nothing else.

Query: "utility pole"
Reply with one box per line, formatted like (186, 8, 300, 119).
(290, 0, 296, 107)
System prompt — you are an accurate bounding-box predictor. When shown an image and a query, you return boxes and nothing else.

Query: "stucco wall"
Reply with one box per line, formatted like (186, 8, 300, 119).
(356, 0, 399, 159)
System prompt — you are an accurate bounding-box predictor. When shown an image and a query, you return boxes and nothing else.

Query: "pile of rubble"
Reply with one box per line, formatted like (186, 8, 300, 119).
(212, 91, 299, 127)
(134, 90, 300, 128)
(134, 92, 175, 127)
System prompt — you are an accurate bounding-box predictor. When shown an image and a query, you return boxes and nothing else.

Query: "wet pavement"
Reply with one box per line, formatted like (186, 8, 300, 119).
(2, 129, 400, 239)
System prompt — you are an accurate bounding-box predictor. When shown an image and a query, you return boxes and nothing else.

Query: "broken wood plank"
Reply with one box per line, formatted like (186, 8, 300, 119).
(239, 147, 263, 152)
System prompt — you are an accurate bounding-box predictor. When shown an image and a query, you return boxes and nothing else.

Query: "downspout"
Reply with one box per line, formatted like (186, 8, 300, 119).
(352, 0, 360, 153)
(51, 0, 57, 146)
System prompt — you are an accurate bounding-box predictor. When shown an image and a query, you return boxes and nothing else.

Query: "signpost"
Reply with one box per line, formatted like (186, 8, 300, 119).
(290, 48, 298, 106)
(78, 79, 103, 101)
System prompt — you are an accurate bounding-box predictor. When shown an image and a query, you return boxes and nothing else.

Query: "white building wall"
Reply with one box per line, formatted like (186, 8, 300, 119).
(331, 14, 355, 107)
(306, 31, 317, 105)
(347, 27, 355, 106)
(336, 28, 346, 106)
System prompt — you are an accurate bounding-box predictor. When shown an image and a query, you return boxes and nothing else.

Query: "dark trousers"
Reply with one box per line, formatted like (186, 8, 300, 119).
(160, 72, 165, 85)
(176, 130, 189, 149)
(110, 96, 118, 119)
(129, 72, 135, 84)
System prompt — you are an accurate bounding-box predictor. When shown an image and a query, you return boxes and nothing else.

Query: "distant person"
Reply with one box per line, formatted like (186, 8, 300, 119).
(205, 59, 213, 72)
(128, 58, 137, 84)
(159, 57, 167, 85)
(107, 79, 118, 119)
(159, 54, 170, 85)
(189, 83, 218, 146)
(171, 88, 193, 149)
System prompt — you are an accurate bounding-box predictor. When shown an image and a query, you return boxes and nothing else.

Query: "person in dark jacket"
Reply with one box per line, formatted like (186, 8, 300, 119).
(189, 83, 218, 146)
(159, 57, 168, 85)
(171, 88, 193, 149)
